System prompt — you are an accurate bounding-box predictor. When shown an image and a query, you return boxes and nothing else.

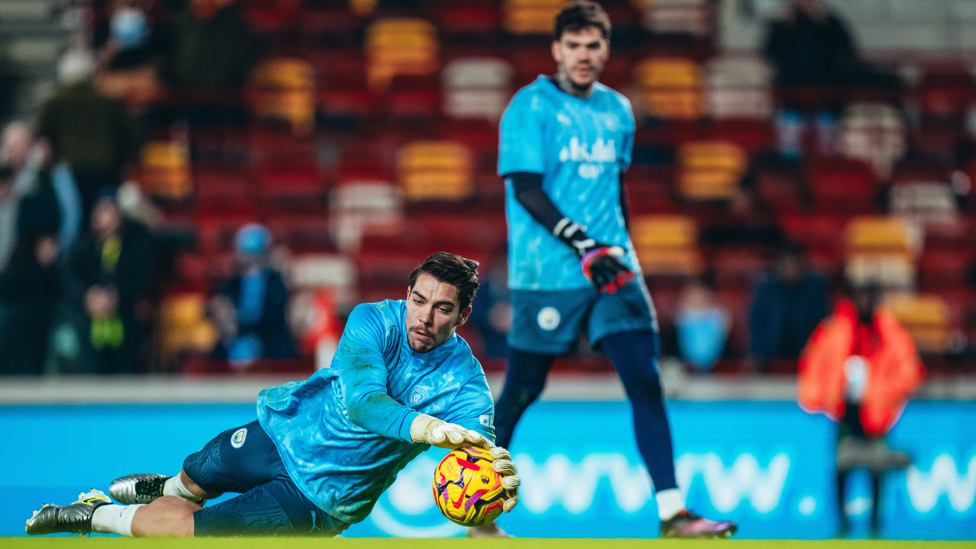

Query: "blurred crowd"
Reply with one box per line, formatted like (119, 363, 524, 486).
(1, 0, 975, 377)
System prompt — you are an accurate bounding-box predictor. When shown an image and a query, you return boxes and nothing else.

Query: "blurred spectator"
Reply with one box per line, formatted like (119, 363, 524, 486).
(469, 251, 511, 360)
(68, 189, 154, 374)
(210, 223, 297, 368)
(37, 50, 141, 216)
(93, 0, 170, 72)
(763, 0, 900, 159)
(749, 243, 829, 372)
(763, 0, 856, 157)
(675, 281, 730, 373)
(0, 192, 62, 375)
(163, 0, 258, 89)
(798, 283, 923, 538)
(1, 122, 83, 262)
(700, 189, 784, 249)
(92, 0, 172, 104)
(0, 165, 23, 271)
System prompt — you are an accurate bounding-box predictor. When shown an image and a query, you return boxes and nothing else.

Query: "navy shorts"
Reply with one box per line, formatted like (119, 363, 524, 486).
(183, 420, 348, 537)
(508, 277, 658, 355)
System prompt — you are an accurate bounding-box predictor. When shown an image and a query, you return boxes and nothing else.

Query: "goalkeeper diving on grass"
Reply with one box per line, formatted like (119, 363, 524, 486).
(25, 252, 520, 537)
(476, 0, 735, 539)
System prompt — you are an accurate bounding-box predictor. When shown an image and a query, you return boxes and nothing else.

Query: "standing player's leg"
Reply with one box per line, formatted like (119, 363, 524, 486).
(600, 330, 679, 497)
(493, 348, 556, 448)
(589, 281, 735, 538)
(601, 328, 736, 538)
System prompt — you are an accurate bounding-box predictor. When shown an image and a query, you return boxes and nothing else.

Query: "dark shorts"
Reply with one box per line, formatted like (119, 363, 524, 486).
(508, 277, 658, 354)
(183, 420, 348, 537)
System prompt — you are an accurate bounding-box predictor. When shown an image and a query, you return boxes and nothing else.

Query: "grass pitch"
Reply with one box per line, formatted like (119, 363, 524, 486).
(3, 540, 976, 549)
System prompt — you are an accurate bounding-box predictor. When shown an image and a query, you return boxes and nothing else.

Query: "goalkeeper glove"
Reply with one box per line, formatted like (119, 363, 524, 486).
(410, 414, 491, 450)
(553, 218, 634, 293)
(489, 446, 520, 513)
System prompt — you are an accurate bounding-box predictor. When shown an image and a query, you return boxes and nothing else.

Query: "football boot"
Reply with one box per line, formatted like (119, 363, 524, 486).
(109, 474, 171, 505)
(26, 489, 110, 536)
(660, 509, 737, 539)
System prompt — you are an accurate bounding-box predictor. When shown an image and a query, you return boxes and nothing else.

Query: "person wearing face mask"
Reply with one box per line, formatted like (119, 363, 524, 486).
(798, 282, 922, 538)
(208, 223, 296, 368)
(491, 1, 736, 539)
(25, 252, 520, 540)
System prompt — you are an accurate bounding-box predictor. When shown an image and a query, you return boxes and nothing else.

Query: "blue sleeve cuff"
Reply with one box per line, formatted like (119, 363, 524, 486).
(398, 410, 421, 443)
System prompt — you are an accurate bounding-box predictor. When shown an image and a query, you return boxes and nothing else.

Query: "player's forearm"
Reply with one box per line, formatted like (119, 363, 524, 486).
(346, 390, 418, 442)
(508, 172, 565, 233)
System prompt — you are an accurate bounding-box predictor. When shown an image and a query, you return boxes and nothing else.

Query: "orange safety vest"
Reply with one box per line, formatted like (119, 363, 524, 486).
(798, 300, 923, 436)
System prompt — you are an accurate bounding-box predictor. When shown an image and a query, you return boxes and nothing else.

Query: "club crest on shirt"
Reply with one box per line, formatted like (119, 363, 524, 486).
(409, 386, 430, 406)
(231, 428, 247, 448)
(538, 307, 561, 331)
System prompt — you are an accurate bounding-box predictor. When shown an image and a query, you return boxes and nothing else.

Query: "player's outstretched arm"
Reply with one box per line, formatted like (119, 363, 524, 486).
(410, 414, 491, 450)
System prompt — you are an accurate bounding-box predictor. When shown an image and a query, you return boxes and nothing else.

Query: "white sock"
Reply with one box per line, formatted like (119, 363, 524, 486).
(656, 488, 685, 521)
(92, 504, 143, 537)
(163, 475, 203, 502)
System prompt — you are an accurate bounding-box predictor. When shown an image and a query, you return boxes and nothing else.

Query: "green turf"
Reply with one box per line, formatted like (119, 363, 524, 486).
(2, 540, 976, 549)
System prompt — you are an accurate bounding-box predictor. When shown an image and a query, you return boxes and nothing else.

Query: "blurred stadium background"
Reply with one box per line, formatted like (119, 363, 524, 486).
(0, 0, 975, 540)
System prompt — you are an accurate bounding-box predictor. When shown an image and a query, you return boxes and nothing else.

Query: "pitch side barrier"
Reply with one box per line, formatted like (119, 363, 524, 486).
(1, 375, 973, 539)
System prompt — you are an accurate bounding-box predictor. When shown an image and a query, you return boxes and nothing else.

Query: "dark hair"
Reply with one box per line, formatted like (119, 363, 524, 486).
(409, 252, 480, 311)
(0, 164, 13, 182)
(554, 0, 611, 41)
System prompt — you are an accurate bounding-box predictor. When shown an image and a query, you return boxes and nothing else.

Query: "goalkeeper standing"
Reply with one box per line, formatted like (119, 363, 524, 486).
(484, 1, 736, 539)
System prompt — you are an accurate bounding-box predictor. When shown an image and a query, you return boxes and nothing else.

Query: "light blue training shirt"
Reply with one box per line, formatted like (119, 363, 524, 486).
(257, 299, 495, 524)
(498, 75, 641, 291)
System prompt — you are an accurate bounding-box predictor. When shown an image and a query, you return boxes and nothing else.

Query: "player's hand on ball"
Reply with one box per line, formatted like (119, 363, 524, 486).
(581, 246, 634, 294)
(489, 446, 520, 512)
(410, 414, 492, 450)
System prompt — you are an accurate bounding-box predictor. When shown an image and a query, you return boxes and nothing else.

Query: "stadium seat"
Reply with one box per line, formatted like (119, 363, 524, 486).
(676, 140, 747, 200)
(636, 0, 711, 37)
(837, 103, 907, 181)
(249, 57, 317, 136)
(844, 216, 921, 289)
(805, 157, 878, 213)
(442, 57, 514, 121)
(158, 292, 218, 367)
(397, 141, 475, 201)
(137, 140, 193, 200)
(705, 55, 772, 120)
(330, 180, 403, 251)
(890, 180, 959, 228)
(364, 18, 440, 91)
(631, 214, 704, 276)
(633, 57, 703, 120)
(502, 0, 565, 35)
(885, 294, 951, 354)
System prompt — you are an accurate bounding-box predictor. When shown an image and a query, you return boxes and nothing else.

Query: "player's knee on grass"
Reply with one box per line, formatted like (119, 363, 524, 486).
(193, 480, 348, 537)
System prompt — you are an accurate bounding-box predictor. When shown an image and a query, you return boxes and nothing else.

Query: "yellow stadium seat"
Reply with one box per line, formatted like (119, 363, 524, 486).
(845, 216, 919, 256)
(138, 141, 192, 199)
(631, 215, 704, 275)
(844, 216, 920, 288)
(397, 141, 474, 201)
(677, 141, 746, 200)
(885, 294, 950, 353)
(502, 0, 565, 34)
(633, 58, 703, 120)
(365, 18, 439, 90)
(249, 58, 316, 135)
(158, 293, 218, 364)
